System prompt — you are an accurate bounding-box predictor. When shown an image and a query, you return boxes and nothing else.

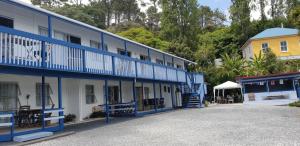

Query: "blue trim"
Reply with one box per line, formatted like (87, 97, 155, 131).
(41, 76, 46, 129)
(147, 48, 151, 62)
(133, 80, 137, 116)
(58, 77, 64, 130)
(153, 82, 157, 112)
(141, 82, 145, 111)
(124, 41, 127, 55)
(48, 15, 52, 38)
(105, 80, 109, 123)
(119, 80, 122, 103)
(159, 82, 162, 109)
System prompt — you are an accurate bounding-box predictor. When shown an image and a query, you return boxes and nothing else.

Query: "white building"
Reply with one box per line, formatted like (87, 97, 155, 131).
(0, 0, 206, 142)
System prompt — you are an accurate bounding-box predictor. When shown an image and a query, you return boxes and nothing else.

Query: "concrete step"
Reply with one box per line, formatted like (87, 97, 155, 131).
(13, 132, 53, 142)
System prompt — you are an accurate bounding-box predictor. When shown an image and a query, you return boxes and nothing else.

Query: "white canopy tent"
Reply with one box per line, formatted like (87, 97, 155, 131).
(213, 81, 243, 102)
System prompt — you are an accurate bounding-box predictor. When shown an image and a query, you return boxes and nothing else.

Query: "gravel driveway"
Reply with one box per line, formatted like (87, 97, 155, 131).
(30, 104, 300, 146)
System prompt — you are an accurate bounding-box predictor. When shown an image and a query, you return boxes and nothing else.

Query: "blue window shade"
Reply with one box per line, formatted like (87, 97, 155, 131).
(244, 82, 267, 93)
(268, 79, 293, 92)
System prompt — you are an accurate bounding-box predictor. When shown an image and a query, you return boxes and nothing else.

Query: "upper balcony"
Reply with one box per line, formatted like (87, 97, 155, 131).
(0, 26, 188, 83)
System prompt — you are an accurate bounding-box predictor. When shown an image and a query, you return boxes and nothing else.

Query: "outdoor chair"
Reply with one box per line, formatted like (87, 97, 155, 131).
(18, 106, 31, 128)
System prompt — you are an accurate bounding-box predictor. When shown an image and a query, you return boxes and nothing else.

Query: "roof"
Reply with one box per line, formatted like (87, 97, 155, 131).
(213, 81, 242, 90)
(236, 72, 300, 82)
(6, 0, 196, 64)
(251, 28, 299, 40)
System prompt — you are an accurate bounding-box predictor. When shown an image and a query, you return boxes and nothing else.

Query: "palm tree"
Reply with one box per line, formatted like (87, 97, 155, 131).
(249, 51, 267, 76)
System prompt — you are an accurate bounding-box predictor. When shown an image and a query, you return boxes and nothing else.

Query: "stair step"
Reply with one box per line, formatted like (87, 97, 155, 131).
(13, 132, 53, 142)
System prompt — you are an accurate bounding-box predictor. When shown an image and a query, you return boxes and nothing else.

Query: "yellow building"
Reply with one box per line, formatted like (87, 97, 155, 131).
(241, 28, 300, 60)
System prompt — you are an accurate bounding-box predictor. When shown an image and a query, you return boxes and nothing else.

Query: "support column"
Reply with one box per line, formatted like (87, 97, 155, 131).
(58, 76, 64, 130)
(48, 15, 52, 38)
(153, 82, 157, 112)
(105, 80, 109, 123)
(141, 82, 145, 111)
(133, 80, 137, 115)
(266, 80, 269, 92)
(147, 48, 151, 62)
(159, 82, 162, 109)
(101, 32, 105, 51)
(119, 80, 122, 103)
(41, 76, 46, 129)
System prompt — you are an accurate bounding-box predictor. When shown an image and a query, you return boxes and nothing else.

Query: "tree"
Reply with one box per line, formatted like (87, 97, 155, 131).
(160, 0, 199, 50)
(198, 6, 226, 31)
(220, 53, 246, 81)
(117, 27, 169, 50)
(230, 0, 252, 46)
(288, 4, 300, 30)
(146, 6, 161, 31)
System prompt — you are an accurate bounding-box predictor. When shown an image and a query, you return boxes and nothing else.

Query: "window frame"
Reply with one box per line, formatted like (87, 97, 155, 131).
(156, 59, 164, 65)
(261, 43, 268, 53)
(85, 85, 96, 104)
(36, 83, 51, 106)
(90, 40, 100, 49)
(0, 15, 14, 28)
(280, 41, 288, 52)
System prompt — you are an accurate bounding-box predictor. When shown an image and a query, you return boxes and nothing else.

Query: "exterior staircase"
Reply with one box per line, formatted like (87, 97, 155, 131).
(182, 73, 206, 108)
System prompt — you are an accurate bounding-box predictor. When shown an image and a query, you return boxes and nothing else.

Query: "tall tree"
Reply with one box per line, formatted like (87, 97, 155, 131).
(230, 0, 252, 46)
(160, 0, 199, 50)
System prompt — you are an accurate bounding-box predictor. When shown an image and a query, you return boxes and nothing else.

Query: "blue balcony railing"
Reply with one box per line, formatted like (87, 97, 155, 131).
(0, 26, 188, 82)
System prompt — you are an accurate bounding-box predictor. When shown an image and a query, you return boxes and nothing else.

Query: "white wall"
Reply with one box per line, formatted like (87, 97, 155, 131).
(243, 90, 298, 105)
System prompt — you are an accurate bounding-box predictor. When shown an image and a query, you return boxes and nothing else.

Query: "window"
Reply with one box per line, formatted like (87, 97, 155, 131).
(103, 43, 108, 51)
(36, 83, 51, 106)
(156, 59, 164, 65)
(140, 55, 149, 61)
(54, 31, 81, 45)
(0, 82, 18, 111)
(69, 35, 81, 45)
(280, 41, 288, 52)
(167, 62, 173, 67)
(167, 87, 171, 93)
(54, 31, 68, 41)
(177, 64, 182, 69)
(0, 16, 13, 28)
(244, 82, 267, 93)
(261, 43, 268, 53)
(268, 79, 293, 92)
(117, 49, 131, 57)
(90, 40, 100, 49)
(86, 85, 96, 104)
(38, 26, 48, 37)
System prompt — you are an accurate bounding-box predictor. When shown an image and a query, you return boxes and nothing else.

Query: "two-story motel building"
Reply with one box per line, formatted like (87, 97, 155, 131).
(0, 0, 205, 142)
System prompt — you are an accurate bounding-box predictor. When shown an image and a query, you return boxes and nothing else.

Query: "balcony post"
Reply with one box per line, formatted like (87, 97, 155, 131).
(153, 82, 157, 112)
(147, 48, 151, 62)
(159, 82, 162, 109)
(41, 76, 46, 129)
(112, 56, 115, 75)
(58, 76, 64, 130)
(141, 82, 145, 111)
(82, 50, 86, 72)
(119, 80, 122, 103)
(41, 41, 46, 68)
(105, 80, 109, 123)
(48, 15, 52, 38)
(124, 41, 128, 56)
(101, 32, 105, 51)
(133, 79, 137, 116)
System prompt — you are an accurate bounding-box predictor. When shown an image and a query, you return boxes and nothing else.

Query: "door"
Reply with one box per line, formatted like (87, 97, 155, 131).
(108, 86, 119, 104)
(136, 87, 143, 111)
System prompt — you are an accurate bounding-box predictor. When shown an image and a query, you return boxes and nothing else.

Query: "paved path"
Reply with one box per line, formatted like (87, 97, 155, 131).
(31, 104, 300, 146)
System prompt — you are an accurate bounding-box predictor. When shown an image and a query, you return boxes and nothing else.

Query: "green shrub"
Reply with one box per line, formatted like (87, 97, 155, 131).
(289, 101, 300, 107)
(204, 100, 209, 107)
